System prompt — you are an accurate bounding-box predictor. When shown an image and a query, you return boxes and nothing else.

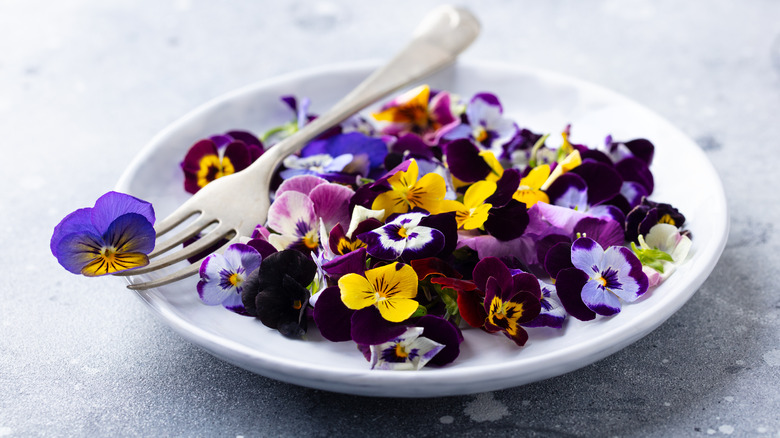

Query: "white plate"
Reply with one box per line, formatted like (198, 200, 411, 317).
(115, 60, 728, 397)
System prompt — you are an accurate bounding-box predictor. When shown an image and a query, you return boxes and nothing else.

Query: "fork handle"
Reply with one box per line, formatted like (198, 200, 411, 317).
(245, 5, 480, 185)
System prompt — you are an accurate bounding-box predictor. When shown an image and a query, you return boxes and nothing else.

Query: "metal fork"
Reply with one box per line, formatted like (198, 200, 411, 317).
(117, 5, 480, 290)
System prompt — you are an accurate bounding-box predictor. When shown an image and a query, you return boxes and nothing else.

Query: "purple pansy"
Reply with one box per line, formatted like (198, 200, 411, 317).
(556, 237, 648, 319)
(445, 92, 519, 155)
(197, 243, 262, 315)
(359, 212, 445, 262)
(368, 327, 444, 371)
(181, 131, 263, 194)
(267, 175, 354, 252)
(545, 160, 625, 223)
(51, 191, 156, 276)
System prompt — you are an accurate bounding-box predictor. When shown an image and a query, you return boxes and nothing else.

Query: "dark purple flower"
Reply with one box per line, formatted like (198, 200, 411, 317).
(625, 198, 687, 243)
(241, 249, 317, 338)
(181, 131, 263, 194)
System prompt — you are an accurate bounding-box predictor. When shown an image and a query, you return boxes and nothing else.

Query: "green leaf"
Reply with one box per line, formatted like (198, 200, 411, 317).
(631, 242, 673, 273)
(410, 304, 428, 318)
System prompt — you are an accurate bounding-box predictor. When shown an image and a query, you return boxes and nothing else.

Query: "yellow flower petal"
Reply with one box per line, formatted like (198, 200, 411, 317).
(463, 180, 497, 209)
(338, 273, 377, 310)
(410, 173, 446, 213)
(81, 251, 149, 277)
(512, 189, 550, 208)
(478, 151, 504, 182)
(541, 150, 582, 190)
(371, 85, 430, 124)
(376, 298, 420, 323)
(520, 165, 550, 190)
(365, 262, 418, 300)
(460, 203, 492, 230)
(371, 190, 409, 219)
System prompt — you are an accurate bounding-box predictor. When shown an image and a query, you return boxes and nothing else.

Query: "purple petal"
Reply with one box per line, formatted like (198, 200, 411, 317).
(623, 138, 655, 165)
(246, 238, 278, 259)
(620, 181, 649, 209)
(570, 160, 623, 206)
(616, 157, 654, 195)
(223, 243, 262, 275)
(267, 191, 317, 238)
(321, 247, 367, 279)
(197, 254, 234, 305)
(555, 268, 595, 321)
(54, 231, 104, 274)
(275, 174, 328, 197)
(350, 307, 407, 345)
(526, 202, 589, 237)
(103, 213, 156, 255)
(400, 227, 445, 262)
(573, 217, 625, 248)
(419, 212, 458, 259)
(309, 182, 355, 232)
(603, 246, 648, 302)
(485, 168, 521, 208)
(91, 191, 155, 235)
(51, 207, 95, 257)
(390, 133, 435, 160)
(484, 199, 529, 241)
(543, 241, 574, 279)
(570, 237, 604, 277)
(511, 272, 542, 300)
(416, 315, 462, 366)
(472, 257, 513, 295)
(444, 139, 492, 182)
(312, 286, 354, 342)
(222, 141, 252, 171)
(546, 173, 588, 209)
(581, 280, 622, 316)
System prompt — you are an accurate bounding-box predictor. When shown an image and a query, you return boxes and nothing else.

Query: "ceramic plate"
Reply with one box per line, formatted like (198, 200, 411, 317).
(115, 60, 728, 397)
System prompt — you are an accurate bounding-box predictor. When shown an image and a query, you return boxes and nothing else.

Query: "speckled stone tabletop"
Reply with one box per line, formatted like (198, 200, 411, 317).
(2, 0, 778, 436)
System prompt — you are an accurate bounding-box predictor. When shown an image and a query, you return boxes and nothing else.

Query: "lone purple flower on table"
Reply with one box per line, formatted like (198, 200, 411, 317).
(50, 191, 156, 276)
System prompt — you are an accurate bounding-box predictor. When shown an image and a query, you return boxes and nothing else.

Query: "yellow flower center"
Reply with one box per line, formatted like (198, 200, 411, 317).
(197, 154, 235, 188)
(394, 343, 409, 359)
(228, 273, 242, 287)
(302, 229, 319, 249)
(475, 127, 489, 143)
(597, 276, 607, 287)
(659, 214, 676, 226)
(397, 226, 408, 238)
(292, 300, 302, 310)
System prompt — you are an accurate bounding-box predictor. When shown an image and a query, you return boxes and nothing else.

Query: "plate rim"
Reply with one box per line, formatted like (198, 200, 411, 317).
(116, 59, 729, 397)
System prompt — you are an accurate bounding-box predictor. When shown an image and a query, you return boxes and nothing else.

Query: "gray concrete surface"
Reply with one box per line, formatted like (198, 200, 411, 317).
(1, 0, 778, 436)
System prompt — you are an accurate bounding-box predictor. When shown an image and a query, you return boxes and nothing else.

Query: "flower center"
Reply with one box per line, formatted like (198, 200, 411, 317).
(394, 343, 409, 359)
(228, 272, 243, 287)
(397, 226, 408, 239)
(659, 213, 676, 226)
(597, 276, 607, 287)
(292, 300, 302, 310)
(475, 126, 489, 143)
(302, 229, 319, 249)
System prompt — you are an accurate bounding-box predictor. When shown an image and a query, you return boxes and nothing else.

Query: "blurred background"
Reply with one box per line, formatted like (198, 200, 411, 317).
(2, 0, 778, 436)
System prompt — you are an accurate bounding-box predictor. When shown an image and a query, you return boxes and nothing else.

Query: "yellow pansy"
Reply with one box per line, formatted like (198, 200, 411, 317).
(513, 164, 550, 208)
(441, 180, 497, 230)
(371, 159, 446, 219)
(338, 262, 419, 322)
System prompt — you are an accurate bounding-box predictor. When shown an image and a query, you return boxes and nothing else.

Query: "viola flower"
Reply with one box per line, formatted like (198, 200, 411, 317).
(372, 85, 459, 145)
(371, 159, 446, 219)
(444, 92, 519, 155)
(441, 180, 497, 230)
(557, 237, 648, 318)
(338, 262, 420, 322)
(197, 243, 262, 315)
(522, 280, 567, 329)
(358, 212, 445, 262)
(266, 175, 354, 252)
(50, 191, 155, 276)
(242, 249, 317, 338)
(512, 164, 550, 208)
(473, 257, 542, 346)
(625, 198, 686, 243)
(634, 223, 692, 287)
(181, 131, 263, 194)
(368, 327, 444, 371)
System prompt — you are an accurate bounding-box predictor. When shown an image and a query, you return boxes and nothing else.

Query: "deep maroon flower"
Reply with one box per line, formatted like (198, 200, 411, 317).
(180, 131, 263, 194)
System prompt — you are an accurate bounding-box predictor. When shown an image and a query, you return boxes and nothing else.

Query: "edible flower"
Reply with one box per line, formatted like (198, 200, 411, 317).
(556, 237, 648, 319)
(512, 164, 550, 208)
(372, 85, 459, 145)
(634, 223, 692, 287)
(50, 191, 155, 276)
(242, 249, 317, 338)
(358, 212, 445, 262)
(197, 243, 262, 315)
(442, 180, 497, 229)
(371, 159, 446, 219)
(181, 131, 263, 194)
(444, 92, 518, 155)
(338, 262, 419, 322)
(368, 327, 444, 370)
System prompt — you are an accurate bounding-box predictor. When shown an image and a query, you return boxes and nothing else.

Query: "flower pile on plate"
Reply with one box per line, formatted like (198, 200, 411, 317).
(51, 85, 692, 371)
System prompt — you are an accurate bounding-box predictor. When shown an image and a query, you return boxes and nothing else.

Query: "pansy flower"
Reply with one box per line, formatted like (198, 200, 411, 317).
(358, 212, 445, 262)
(444, 92, 519, 155)
(338, 262, 419, 322)
(556, 237, 648, 320)
(472, 257, 542, 346)
(372, 85, 459, 145)
(266, 175, 354, 252)
(368, 327, 444, 370)
(181, 131, 263, 194)
(625, 197, 686, 243)
(512, 164, 550, 208)
(197, 243, 262, 315)
(242, 249, 317, 338)
(634, 223, 692, 287)
(371, 159, 446, 219)
(50, 191, 155, 276)
(441, 180, 497, 230)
